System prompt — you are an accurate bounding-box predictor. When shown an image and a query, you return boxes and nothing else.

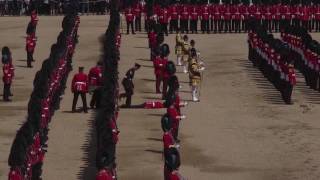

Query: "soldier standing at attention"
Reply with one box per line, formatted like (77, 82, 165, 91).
(71, 67, 89, 113)
(120, 63, 141, 107)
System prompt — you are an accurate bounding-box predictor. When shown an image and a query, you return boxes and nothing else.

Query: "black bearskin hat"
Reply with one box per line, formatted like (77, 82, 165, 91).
(161, 113, 172, 132)
(160, 43, 170, 57)
(164, 147, 181, 171)
(166, 61, 176, 76)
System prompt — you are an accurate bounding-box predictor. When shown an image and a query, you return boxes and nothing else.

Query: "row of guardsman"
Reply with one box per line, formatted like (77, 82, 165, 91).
(124, 2, 320, 34)
(7, 2, 80, 179)
(281, 26, 320, 92)
(94, 0, 122, 179)
(248, 20, 297, 104)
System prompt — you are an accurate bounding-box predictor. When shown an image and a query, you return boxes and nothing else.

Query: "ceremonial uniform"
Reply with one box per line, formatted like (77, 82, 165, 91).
(316, 5, 320, 32)
(125, 8, 135, 34)
(168, 171, 185, 180)
(224, 4, 231, 32)
(181, 40, 190, 73)
(96, 169, 115, 180)
(121, 67, 138, 107)
(8, 168, 23, 180)
(3, 62, 14, 101)
(175, 33, 183, 66)
(188, 57, 203, 102)
(88, 65, 102, 109)
(71, 70, 88, 113)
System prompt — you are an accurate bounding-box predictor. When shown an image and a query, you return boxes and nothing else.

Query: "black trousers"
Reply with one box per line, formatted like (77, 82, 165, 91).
(27, 51, 34, 67)
(190, 20, 198, 33)
(126, 21, 135, 34)
(160, 23, 168, 36)
(169, 19, 178, 33)
(90, 88, 101, 109)
(180, 19, 188, 33)
(315, 20, 320, 31)
(224, 20, 231, 32)
(201, 20, 209, 33)
(72, 92, 88, 112)
(121, 88, 133, 107)
(3, 83, 11, 101)
(232, 20, 240, 32)
(135, 17, 141, 31)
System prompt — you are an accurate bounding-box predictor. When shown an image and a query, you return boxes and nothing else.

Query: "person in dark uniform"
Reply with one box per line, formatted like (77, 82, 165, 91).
(120, 63, 141, 107)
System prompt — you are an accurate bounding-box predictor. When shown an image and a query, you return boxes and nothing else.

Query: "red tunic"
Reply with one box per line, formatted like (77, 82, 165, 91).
(169, 5, 179, 20)
(153, 56, 166, 76)
(96, 169, 114, 180)
(71, 73, 88, 93)
(88, 66, 102, 87)
(201, 5, 210, 20)
(3, 63, 14, 84)
(190, 6, 198, 20)
(163, 132, 175, 149)
(180, 6, 189, 20)
(125, 9, 134, 22)
(159, 8, 169, 24)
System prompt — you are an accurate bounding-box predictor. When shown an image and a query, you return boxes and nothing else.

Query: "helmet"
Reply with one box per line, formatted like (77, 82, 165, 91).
(161, 114, 172, 132)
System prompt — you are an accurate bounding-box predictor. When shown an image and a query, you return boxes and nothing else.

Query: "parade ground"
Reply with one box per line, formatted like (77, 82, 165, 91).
(1, 16, 320, 180)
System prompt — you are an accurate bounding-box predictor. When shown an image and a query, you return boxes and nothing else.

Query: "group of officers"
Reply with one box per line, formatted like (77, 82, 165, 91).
(281, 25, 320, 92)
(248, 21, 297, 104)
(124, 2, 320, 35)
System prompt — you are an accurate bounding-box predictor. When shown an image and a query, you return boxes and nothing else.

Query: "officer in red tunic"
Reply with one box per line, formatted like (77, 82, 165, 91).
(159, 7, 169, 36)
(233, 4, 241, 33)
(239, 3, 248, 32)
(2, 57, 14, 101)
(200, 4, 210, 34)
(88, 61, 103, 109)
(125, 7, 135, 34)
(71, 67, 88, 113)
(134, 3, 142, 32)
(189, 5, 198, 34)
(169, 3, 179, 33)
(26, 14, 38, 68)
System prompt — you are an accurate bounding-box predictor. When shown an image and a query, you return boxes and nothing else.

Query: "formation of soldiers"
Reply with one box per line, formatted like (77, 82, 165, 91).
(95, 1, 121, 178)
(124, 1, 320, 34)
(281, 25, 320, 91)
(25, 9, 38, 68)
(248, 20, 296, 104)
(7, 2, 80, 179)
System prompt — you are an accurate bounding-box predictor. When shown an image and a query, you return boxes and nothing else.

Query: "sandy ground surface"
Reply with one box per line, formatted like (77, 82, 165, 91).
(0, 16, 320, 180)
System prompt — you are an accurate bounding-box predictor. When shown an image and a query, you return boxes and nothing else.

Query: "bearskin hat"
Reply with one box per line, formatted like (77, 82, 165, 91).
(166, 61, 176, 76)
(161, 113, 172, 132)
(160, 43, 170, 57)
(164, 147, 181, 171)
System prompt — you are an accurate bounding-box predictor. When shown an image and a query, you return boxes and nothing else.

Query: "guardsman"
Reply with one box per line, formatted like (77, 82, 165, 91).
(2, 52, 14, 102)
(71, 67, 89, 113)
(200, 4, 210, 34)
(125, 7, 135, 34)
(190, 4, 198, 34)
(188, 48, 204, 102)
(120, 63, 141, 107)
(169, 3, 179, 33)
(159, 7, 169, 36)
(180, 5, 189, 34)
(8, 168, 23, 180)
(161, 114, 178, 155)
(212, 3, 220, 33)
(265, 5, 272, 32)
(134, 3, 142, 32)
(239, 3, 247, 32)
(88, 61, 103, 109)
(233, 4, 241, 33)
(182, 35, 190, 73)
(175, 30, 183, 66)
